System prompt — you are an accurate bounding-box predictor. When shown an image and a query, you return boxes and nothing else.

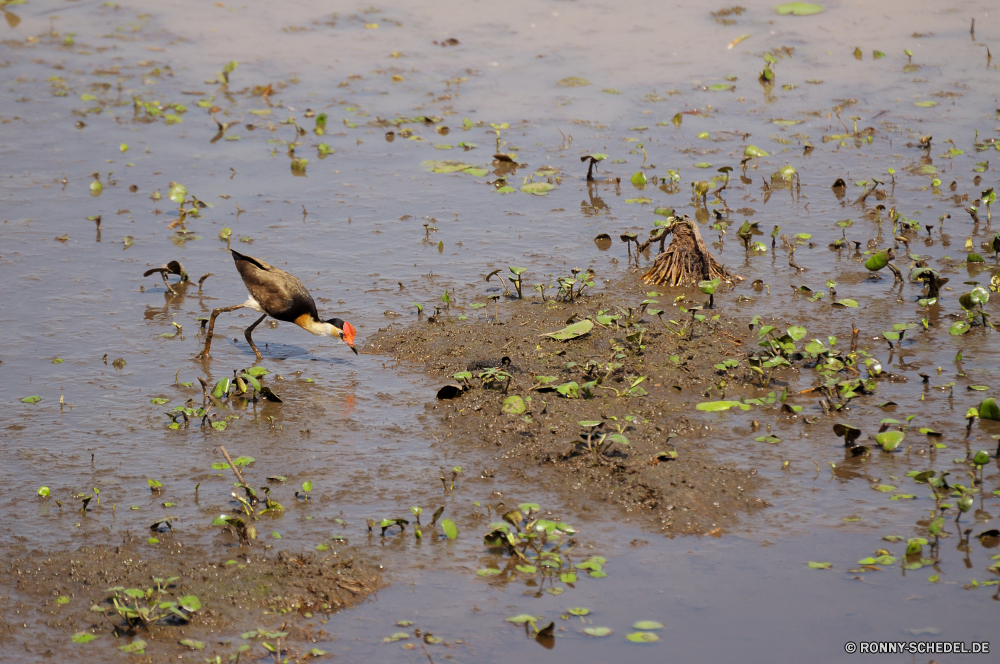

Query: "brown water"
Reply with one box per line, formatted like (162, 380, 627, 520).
(2, 0, 1000, 661)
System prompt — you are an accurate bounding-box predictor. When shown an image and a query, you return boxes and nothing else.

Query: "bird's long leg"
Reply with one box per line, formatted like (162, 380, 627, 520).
(244, 314, 267, 361)
(195, 304, 246, 360)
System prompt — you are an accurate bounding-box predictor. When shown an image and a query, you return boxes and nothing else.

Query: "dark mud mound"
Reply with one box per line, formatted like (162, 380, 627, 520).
(367, 283, 765, 536)
(1, 537, 381, 661)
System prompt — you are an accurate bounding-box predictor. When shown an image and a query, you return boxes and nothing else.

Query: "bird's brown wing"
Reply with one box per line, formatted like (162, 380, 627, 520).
(231, 250, 319, 323)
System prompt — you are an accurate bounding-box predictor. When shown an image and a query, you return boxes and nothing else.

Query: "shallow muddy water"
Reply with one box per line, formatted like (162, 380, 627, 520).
(2, 0, 1000, 661)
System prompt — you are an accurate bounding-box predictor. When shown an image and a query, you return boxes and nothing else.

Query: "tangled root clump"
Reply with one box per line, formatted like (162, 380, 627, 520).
(642, 216, 737, 287)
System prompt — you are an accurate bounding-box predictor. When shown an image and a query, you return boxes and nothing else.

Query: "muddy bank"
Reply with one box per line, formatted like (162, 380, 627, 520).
(1, 537, 380, 662)
(366, 278, 765, 536)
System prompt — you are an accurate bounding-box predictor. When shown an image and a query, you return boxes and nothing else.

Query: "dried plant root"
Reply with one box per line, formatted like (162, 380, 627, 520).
(642, 217, 737, 286)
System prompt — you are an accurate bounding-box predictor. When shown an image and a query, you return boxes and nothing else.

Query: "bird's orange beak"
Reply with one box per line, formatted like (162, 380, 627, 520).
(342, 321, 358, 354)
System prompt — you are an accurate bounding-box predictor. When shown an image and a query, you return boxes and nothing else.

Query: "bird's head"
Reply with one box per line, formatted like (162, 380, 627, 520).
(326, 318, 358, 354)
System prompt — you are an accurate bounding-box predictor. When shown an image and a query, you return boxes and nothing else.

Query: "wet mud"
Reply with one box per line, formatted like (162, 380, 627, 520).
(1, 537, 380, 662)
(2, 0, 1000, 660)
(367, 278, 764, 535)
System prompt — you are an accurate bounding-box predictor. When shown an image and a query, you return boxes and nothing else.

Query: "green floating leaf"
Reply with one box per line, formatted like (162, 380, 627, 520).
(583, 627, 612, 637)
(72, 632, 98, 643)
(832, 299, 859, 308)
(707, 84, 734, 92)
(541, 319, 594, 340)
(807, 562, 832, 569)
(520, 182, 555, 195)
(914, 101, 938, 108)
(632, 620, 664, 630)
(950, 320, 971, 336)
(505, 614, 541, 623)
(441, 518, 458, 540)
(744, 145, 769, 158)
(179, 639, 205, 650)
(774, 2, 825, 16)
(422, 160, 474, 174)
(568, 607, 590, 616)
(477, 568, 502, 576)
(21, 395, 42, 403)
(626, 631, 661, 643)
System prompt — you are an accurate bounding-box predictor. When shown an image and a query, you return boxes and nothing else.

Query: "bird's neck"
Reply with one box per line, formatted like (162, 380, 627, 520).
(294, 314, 337, 337)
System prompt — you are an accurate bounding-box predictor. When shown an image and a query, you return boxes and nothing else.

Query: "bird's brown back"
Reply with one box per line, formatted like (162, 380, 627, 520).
(231, 250, 319, 323)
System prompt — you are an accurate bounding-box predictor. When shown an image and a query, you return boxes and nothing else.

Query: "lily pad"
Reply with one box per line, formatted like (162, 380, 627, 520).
(632, 621, 664, 630)
(583, 627, 612, 637)
(950, 320, 971, 336)
(744, 145, 769, 158)
(505, 614, 541, 623)
(422, 160, 474, 174)
(520, 182, 555, 195)
(626, 632, 660, 643)
(72, 632, 98, 643)
(832, 299, 859, 308)
(557, 76, 590, 87)
(807, 562, 832, 569)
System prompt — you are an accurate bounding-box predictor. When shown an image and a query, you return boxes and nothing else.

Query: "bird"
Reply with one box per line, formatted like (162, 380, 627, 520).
(195, 249, 356, 360)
